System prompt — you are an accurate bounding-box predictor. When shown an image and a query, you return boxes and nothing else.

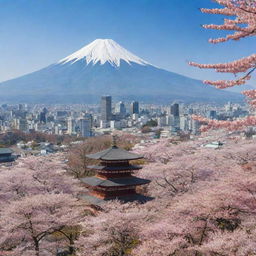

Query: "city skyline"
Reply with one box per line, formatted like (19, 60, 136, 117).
(0, 94, 250, 139)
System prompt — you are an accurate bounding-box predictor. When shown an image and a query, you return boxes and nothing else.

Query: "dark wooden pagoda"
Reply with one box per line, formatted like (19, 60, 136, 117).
(80, 143, 151, 205)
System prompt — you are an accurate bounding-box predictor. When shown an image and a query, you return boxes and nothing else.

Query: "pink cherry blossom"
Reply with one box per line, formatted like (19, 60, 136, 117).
(189, 0, 256, 130)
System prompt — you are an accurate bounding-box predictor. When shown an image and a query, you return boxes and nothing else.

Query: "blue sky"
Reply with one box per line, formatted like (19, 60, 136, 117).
(0, 0, 255, 83)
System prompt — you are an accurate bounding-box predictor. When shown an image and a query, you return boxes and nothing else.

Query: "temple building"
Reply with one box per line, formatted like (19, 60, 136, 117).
(81, 143, 151, 205)
(0, 148, 16, 163)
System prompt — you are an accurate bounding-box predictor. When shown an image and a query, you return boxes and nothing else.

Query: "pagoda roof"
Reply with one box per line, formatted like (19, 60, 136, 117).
(86, 146, 143, 161)
(87, 165, 142, 171)
(81, 176, 150, 187)
(80, 194, 154, 206)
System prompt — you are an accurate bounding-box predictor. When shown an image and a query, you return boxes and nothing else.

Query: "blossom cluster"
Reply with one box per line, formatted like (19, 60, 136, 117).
(192, 114, 256, 131)
(78, 133, 256, 256)
(189, 0, 256, 130)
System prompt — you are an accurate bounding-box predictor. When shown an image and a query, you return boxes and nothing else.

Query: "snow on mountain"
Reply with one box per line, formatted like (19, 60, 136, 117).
(0, 39, 242, 103)
(58, 39, 150, 67)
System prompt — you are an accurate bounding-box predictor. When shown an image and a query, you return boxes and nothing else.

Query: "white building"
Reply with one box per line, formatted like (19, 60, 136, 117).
(110, 120, 121, 129)
(67, 117, 76, 135)
(100, 120, 109, 129)
(191, 119, 200, 135)
(157, 116, 167, 127)
(180, 115, 190, 131)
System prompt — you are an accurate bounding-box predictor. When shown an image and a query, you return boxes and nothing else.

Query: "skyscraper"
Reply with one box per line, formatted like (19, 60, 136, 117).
(171, 103, 179, 117)
(39, 112, 46, 123)
(101, 96, 112, 121)
(78, 115, 92, 137)
(115, 101, 126, 118)
(16, 118, 28, 132)
(130, 101, 139, 114)
(67, 117, 75, 135)
(208, 110, 217, 120)
(18, 104, 24, 112)
(191, 119, 200, 135)
(170, 103, 180, 133)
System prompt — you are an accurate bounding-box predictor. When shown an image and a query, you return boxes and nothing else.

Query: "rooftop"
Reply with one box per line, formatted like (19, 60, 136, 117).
(87, 165, 142, 171)
(81, 176, 150, 187)
(80, 193, 153, 206)
(0, 148, 13, 154)
(86, 146, 143, 161)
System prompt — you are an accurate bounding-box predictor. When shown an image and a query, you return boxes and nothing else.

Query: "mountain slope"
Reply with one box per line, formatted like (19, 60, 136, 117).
(0, 39, 242, 103)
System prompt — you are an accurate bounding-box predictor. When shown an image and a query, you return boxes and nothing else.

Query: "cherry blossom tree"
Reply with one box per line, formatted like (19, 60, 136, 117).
(189, 0, 256, 131)
(2, 133, 256, 255)
(72, 135, 256, 256)
(0, 155, 80, 203)
(0, 194, 82, 256)
(132, 136, 256, 256)
(0, 155, 84, 256)
(77, 201, 153, 256)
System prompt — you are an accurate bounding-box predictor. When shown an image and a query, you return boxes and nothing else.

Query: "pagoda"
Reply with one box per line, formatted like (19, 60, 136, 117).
(80, 142, 151, 205)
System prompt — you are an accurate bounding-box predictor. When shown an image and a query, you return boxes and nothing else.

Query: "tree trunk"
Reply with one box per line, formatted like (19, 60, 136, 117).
(33, 238, 40, 256)
(68, 234, 75, 255)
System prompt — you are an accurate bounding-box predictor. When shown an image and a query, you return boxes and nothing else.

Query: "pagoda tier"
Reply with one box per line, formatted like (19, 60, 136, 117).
(86, 163, 142, 178)
(80, 145, 152, 205)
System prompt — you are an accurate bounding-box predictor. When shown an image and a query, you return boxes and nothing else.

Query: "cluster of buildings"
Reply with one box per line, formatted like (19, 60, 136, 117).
(0, 99, 251, 139)
(0, 103, 93, 137)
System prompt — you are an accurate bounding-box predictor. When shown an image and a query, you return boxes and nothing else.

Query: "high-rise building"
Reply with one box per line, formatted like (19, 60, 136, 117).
(170, 103, 180, 133)
(225, 102, 232, 112)
(208, 110, 217, 120)
(16, 119, 28, 132)
(171, 103, 179, 117)
(130, 101, 139, 114)
(78, 115, 92, 137)
(115, 101, 126, 118)
(101, 96, 112, 121)
(67, 117, 76, 135)
(180, 115, 189, 131)
(39, 112, 46, 123)
(18, 104, 24, 112)
(157, 116, 167, 127)
(191, 119, 200, 135)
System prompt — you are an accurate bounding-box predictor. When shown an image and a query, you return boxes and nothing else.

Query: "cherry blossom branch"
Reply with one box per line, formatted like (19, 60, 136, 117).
(192, 115, 256, 131)
(189, 0, 256, 130)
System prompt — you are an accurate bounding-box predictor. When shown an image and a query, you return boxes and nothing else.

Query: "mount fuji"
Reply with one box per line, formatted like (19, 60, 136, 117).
(0, 39, 241, 103)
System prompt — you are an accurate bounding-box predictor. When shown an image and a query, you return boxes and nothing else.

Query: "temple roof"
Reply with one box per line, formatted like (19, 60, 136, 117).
(0, 148, 13, 155)
(86, 146, 143, 161)
(87, 165, 142, 171)
(81, 176, 150, 187)
(80, 194, 154, 206)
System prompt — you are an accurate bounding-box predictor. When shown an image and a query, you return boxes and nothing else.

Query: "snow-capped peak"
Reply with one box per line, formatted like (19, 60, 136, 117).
(58, 39, 150, 67)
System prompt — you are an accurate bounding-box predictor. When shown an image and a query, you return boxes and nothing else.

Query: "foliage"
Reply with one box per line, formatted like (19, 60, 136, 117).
(78, 132, 256, 256)
(2, 130, 256, 255)
(0, 155, 84, 256)
(143, 119, 158, 127)
(189, 0, 256, 131)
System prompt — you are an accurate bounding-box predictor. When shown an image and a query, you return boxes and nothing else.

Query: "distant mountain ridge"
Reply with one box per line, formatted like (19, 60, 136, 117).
(0, 39, 242, 103)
